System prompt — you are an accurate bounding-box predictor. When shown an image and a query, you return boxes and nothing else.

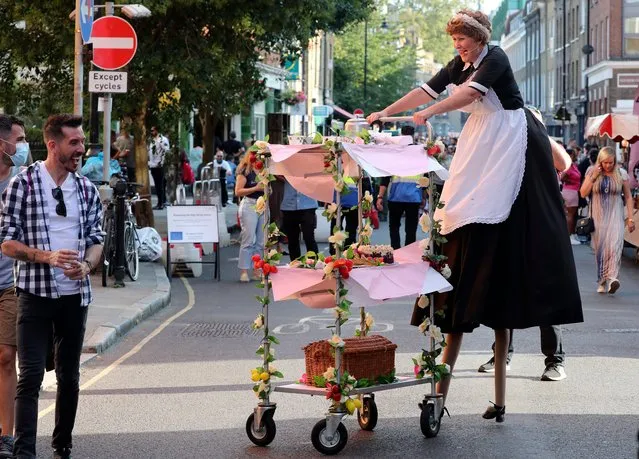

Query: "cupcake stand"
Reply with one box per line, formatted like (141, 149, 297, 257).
(246, 119, 453, 455)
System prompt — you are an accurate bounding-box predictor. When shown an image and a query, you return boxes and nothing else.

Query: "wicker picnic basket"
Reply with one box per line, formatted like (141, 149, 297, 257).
(303, 335, 397, 386)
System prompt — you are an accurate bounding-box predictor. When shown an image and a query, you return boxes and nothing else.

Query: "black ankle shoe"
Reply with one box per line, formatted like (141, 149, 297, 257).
(53, 447, 72, 459)
(482, 401, 505, 423)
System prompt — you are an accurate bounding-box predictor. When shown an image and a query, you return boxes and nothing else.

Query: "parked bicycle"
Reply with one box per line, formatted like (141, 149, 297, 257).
(100, 179, 145, 286)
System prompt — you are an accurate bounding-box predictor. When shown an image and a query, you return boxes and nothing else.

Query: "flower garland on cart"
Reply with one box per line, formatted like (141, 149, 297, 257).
(248, 131, 453, 414)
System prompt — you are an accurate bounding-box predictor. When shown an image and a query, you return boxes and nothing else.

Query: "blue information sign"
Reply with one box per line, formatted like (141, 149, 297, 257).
(80, 0, 94, 44)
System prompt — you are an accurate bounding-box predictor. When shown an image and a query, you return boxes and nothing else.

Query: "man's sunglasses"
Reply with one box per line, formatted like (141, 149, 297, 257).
(52, 187, 67, 217)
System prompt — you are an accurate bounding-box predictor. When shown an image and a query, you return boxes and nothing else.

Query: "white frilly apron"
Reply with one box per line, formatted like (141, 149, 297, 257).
(434, 76, 527, 235)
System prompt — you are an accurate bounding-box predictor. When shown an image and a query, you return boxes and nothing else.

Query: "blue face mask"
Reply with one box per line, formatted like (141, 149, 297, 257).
(7, 142, 29, 167)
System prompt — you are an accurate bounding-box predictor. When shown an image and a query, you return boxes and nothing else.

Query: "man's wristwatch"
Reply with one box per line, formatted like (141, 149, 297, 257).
(84, 260, 93, 272)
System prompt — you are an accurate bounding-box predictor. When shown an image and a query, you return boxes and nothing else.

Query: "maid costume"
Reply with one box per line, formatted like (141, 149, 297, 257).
(411, 45, 583, 332)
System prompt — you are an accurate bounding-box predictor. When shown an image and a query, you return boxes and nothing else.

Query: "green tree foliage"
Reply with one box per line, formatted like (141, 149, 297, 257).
(0, 0, 373, 224)
(333, 11, 417, 113)
(333, 0, 471, 114)
(398, 0, 471, 65)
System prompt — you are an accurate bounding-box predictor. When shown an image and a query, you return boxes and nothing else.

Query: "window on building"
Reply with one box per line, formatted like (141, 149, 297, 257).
(606, 16, 610, 58)
(624, 0, 639, 57)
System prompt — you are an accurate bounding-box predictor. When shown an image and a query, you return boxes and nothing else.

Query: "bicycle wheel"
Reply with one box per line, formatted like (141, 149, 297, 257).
(125, 224, 139, 281)
(101, 212, 114, 287)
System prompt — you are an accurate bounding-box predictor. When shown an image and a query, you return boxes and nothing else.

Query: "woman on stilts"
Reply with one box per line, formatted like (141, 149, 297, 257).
(367, 9, 583, 423)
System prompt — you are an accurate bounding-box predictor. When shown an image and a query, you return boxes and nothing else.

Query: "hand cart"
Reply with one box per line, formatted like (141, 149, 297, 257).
(246, 119, 448, 454)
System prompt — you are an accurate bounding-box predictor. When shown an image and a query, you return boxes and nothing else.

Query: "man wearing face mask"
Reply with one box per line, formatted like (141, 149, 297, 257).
(0, 115, 29, 458)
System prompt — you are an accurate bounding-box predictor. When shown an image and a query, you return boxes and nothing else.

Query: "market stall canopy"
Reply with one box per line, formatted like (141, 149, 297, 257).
(585, 113, 639, 144)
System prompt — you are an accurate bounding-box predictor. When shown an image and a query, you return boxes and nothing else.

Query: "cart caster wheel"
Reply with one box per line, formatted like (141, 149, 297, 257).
(357, 397, 378, 431)
(311, 419, 348, 455)
(246, 413, 276, 446)
(420, 402, 441, 438)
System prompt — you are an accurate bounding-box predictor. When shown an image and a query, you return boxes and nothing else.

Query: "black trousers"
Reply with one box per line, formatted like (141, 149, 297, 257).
(388, 201, 421, 250)
(491, 326, 565, 366)
(219, 177, 228, 207)
(283, 209, 318, 261)
(329, 210, 358, 255)
(14, 292, 88, 458)
(150, 166, 165, 206)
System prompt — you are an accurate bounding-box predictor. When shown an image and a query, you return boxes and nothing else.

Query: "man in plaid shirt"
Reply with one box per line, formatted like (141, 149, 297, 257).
(0, 114, 103, 459)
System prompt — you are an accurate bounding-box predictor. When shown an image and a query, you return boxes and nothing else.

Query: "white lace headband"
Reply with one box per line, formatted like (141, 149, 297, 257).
(452, 13, 491, 43)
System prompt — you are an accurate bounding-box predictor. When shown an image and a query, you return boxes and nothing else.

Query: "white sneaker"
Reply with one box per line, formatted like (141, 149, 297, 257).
(597, 281, 606, 293)
(240, 272, 250, 283)
(608, 279, 620, 294)
(570, 234, 581, 245)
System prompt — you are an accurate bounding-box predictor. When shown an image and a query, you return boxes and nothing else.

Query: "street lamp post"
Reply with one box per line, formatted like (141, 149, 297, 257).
(363, 19, 368, 113)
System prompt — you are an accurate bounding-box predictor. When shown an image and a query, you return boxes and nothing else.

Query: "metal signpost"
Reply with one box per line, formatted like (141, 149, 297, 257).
(88, 7, 138, 181)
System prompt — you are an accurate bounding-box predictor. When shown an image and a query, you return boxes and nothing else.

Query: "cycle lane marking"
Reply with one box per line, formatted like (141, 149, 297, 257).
(38, 276, 195, 419)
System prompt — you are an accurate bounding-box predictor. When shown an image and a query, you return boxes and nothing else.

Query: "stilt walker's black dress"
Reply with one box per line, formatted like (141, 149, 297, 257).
(411, 45, 583, 332)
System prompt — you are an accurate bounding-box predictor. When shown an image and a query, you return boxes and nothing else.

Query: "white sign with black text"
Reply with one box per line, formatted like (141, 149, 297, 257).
(89, 71, 128, 93)
(167, 205, 219, 244)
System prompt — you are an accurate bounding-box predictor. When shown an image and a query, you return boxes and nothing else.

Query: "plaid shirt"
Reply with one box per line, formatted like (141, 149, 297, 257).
(0, 162, 103, 306)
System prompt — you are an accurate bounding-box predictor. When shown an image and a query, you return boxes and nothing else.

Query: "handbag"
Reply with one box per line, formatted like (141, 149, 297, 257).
(575, 202, 595, 236)
(575, 217, 594, 235)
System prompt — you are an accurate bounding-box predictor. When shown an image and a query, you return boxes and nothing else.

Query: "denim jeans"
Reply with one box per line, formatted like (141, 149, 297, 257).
(238, 197, 265, 270)
(14, 291, 87, 458)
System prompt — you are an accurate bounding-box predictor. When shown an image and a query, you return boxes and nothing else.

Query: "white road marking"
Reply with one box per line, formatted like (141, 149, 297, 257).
(38, 276, 195, 419)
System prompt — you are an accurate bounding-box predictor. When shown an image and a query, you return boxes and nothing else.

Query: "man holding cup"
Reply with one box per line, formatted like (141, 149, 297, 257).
(0, 114, 103, 459)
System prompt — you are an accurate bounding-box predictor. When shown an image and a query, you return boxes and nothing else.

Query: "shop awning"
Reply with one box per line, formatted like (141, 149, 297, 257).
(585, 113, 639, 144)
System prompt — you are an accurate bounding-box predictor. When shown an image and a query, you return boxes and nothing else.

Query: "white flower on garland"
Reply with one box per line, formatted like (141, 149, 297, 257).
(257, 381, 269, 395)
(254, 140, 268, 150)
(360, 223, 373, 239)
(323, 366, 335, 380)
(253, 314, 264, 329)
(417, 295, 430, 309)
(328, 335, 345, 348)
(328, 231, 347, 246)
(325, 203, 338, 217)
(417, 176, 430, 188)
(418, 317, 431, 334)
(268, 249, 278, 259)
(363, 190, 374, 203)
(430, 324, 443, 343)
(323, 262, 335, 277)
(315, 260, 326, 269)
(441, 264, 452, 279)
(334, 179, 345, 192)
(419, 213, 431, 233)
(415, 352, 426, 366)
(255, 196, 266, 214)
(365, 312, 375, 329)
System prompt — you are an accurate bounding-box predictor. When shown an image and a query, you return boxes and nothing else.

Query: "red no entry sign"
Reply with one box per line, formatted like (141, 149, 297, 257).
(91, 16, 138, 71)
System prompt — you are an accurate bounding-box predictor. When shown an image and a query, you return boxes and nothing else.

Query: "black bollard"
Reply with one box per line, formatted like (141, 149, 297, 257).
(113, 179, 127, 287)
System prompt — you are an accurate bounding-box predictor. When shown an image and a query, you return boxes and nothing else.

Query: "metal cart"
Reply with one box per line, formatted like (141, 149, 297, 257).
(246, 120, 446, 454)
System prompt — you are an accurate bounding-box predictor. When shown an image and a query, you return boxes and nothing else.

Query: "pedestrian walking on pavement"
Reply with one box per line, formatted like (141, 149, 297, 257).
(477, 326, 567, 381)
(560, 149, 582, 244)
(0, 114, 104, 459)
(114, 128, 135, 183)
(235, 153, 265, 282)
(0, 114, 30, 458)
(148, 126, 169, 210)
(371, 9, 583, 423)
(580, 147, 635, 294)
(213, 148, 232, 207)
(281, 179, 319, 261)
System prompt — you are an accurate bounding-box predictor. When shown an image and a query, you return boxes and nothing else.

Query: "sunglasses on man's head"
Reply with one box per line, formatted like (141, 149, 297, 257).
(52, 187, 66, 217)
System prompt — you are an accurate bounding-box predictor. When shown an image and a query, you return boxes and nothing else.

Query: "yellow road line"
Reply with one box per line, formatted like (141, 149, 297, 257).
(38, 276, 194, 419)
